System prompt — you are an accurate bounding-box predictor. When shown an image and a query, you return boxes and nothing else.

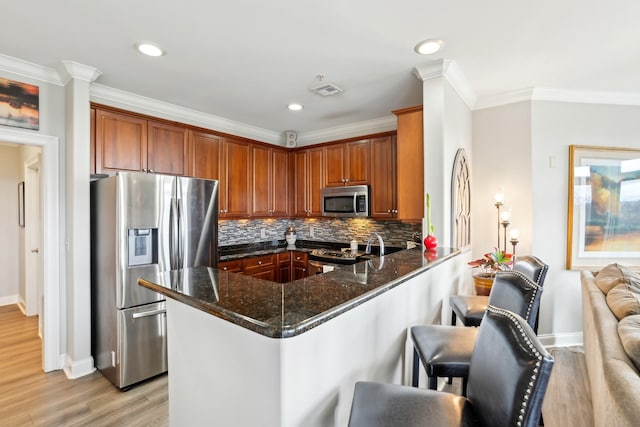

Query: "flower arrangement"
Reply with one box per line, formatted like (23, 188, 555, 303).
(468, 247, 513, 275)
(423, 193, 438, 250)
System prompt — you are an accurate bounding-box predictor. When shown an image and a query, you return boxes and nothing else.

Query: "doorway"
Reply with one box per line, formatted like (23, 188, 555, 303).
(0, 127, 60, 372)
(24, 155, 42, 335)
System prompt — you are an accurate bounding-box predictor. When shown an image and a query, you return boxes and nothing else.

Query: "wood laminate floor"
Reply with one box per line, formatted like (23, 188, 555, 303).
(0, 305, 168, 426)
(0, 304, 593, 426)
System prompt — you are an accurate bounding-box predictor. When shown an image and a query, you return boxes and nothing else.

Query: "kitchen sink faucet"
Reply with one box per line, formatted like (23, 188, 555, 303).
(365, 233, 385, 256)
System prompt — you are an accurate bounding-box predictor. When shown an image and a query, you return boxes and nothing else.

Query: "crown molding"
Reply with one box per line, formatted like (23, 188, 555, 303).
(0, 53, 62, 85)
(473, 88, 535, 110)
(57, 61, 101, 85)
(297, 115, 397, 146)
(413, 59, 477, 109)
(90, 84, 281, 144)
(475, 87, 640, 110)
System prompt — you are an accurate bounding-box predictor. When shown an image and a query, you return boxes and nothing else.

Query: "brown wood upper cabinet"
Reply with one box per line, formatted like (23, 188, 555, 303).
(95, 109, 148, 174)
(369, 135, 397, 218)
(393, 106, 424, 221)
(190, 130, 222, 180)
(219, 138, 252, 218)
(291, 147, 323, 217)
(147, 120, 189, 176)
(94, 108, 188, 176)
(251, 145, 289, 217)
(323, 140, 369, 187)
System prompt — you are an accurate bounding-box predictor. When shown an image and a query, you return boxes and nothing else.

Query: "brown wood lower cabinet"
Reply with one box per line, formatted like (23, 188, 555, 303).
(292, 252, 308, 280)
(218, 259, 242, 273)
(277, 252, 291, 283)
(220, 251, 309, 283)
(242, 254, 276, 281)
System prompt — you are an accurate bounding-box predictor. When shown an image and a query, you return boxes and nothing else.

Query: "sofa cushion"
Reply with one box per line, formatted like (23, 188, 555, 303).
(607, 277, 640, 320)
(618, 315, 640, 372)
(595, 263, 626, 294)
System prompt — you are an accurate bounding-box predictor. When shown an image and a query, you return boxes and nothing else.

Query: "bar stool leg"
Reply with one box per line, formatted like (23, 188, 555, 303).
(412, 348, 420, 387)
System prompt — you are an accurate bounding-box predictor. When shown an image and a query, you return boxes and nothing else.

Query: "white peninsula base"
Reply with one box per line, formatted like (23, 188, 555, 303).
(165, 253, 469, 427)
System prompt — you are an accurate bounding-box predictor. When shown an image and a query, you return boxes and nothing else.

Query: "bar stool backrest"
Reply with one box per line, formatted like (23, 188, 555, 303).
(487, 270, 542, 329)
(467, 306, 554, 427)
(513, 255, 548, 287)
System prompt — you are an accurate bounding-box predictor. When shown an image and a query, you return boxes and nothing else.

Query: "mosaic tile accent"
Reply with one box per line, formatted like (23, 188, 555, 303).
(218, 218, 421, 248)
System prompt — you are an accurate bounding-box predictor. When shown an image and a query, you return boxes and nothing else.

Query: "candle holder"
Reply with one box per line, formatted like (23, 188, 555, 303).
(501, 219, 510, 252)
(509, 229, 520, 265)
(494, 200, 503, 250)
(510, 236, 519, 263)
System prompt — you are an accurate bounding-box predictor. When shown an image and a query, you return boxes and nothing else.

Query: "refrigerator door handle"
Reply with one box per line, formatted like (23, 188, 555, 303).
(177, 201, 183, 268)
(132, 308, 167, 319)
(169, 197, 179, 270)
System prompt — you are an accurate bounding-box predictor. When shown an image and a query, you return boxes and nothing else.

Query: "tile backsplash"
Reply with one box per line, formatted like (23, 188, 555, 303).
(219, 218, 421, 248)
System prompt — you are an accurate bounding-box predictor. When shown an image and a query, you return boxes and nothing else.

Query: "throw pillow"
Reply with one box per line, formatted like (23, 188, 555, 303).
(618, 315, 640, 371)
(595, 263, 625, 294)
(607, 277, 640, 320)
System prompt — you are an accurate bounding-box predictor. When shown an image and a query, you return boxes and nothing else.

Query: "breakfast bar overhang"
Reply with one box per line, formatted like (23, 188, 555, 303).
(138, 247, 466, 427)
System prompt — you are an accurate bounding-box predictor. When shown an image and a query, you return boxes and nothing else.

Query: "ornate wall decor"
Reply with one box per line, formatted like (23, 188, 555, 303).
(451, 148, 471, 249)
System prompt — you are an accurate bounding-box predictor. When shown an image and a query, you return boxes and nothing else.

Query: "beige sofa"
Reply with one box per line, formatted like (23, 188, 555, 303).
(581, 264, 640, 427)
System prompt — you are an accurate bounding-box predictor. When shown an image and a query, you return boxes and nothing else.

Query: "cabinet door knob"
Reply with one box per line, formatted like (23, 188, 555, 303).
(223, 267, 228, 271)
(296, 256, 300, 260)
(258, 261, 262, 265)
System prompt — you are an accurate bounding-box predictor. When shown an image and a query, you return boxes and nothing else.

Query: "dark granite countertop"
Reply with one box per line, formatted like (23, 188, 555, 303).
(218, 239, 385, 261)
(139, 247, 459, 339)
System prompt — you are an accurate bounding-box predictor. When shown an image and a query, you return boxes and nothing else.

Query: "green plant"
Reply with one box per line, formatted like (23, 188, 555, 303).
(468, 247, 513, 274)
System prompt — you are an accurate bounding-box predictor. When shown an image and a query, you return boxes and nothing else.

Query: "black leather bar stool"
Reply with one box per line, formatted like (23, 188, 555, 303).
(410, 270, 542, 394)
(450, 255, 548, 327)
(348, 306, 554, 427)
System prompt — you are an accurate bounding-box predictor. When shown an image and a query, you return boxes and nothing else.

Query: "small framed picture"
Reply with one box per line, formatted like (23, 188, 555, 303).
(18, 181, 25, 227)
(0, 78, 39, 130)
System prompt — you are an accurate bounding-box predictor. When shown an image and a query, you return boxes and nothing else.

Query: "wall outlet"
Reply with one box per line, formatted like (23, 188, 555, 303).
(261, 228, 267, 239)
(310, 226, 315, 238)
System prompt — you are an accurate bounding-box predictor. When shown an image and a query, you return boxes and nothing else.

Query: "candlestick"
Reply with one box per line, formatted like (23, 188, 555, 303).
(495, 200, 503, 249)
(501, 218, 510, 252)
(510, 229, 520, 264)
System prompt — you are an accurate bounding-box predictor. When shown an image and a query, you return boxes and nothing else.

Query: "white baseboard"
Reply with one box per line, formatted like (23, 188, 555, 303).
(539, 332, 583, 348)
(0, 294, 19, 307)
(17, 295, 26, 314)
(63, 354, 96, 379)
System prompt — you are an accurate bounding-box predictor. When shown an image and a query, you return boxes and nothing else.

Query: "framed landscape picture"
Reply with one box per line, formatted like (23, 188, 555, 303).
(0, 78, 39, 130)
(567, 145, 640, 270)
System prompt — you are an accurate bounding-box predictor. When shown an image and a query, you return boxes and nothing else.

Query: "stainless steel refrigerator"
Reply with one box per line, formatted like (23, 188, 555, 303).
(91, 172, 218, 389)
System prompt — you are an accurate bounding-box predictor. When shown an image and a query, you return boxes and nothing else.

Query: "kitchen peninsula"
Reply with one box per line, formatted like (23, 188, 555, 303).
(139, 246, 466, 427)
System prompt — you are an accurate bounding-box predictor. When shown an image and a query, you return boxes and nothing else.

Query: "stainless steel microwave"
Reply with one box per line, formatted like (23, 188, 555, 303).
(321, 185, 369, 217)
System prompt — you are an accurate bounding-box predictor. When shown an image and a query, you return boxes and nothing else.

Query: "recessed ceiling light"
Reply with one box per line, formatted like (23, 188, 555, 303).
(414, 39, 442, 55)
(288, 103, 303, 111)
(136, 43, 165, 57)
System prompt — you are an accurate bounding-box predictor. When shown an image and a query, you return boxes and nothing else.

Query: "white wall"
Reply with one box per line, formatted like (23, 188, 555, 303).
(473, 100, 640, 344)
(0, 65, 68, 368)
(422, 75, 473, 250)
(531, 101, 640, 340)
(472, 102, 533, 258)
(0, 145, 20, 304)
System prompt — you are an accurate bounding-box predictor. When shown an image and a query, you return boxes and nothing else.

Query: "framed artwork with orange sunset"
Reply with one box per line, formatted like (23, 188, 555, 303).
(0, 78, 39, 130)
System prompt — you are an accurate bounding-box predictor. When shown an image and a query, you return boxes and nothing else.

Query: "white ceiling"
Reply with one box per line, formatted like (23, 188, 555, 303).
(2, 0, 640, 139)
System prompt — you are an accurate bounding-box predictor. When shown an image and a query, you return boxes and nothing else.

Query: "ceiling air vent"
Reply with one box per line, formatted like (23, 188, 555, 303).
(310, 83, 343, 97)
